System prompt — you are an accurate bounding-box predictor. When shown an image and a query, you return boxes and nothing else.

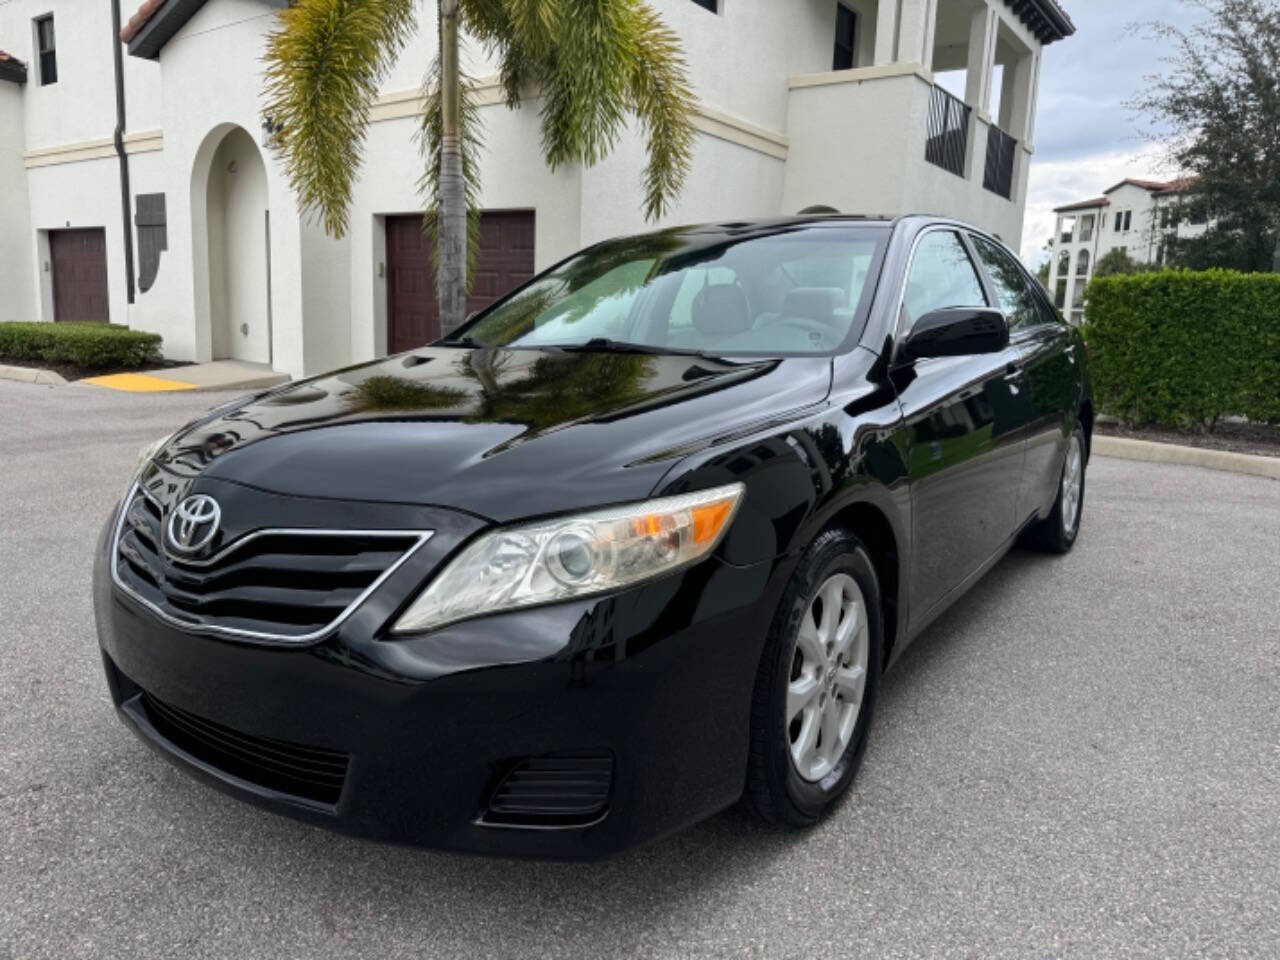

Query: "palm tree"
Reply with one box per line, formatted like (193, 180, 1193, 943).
(263, 0, 696, 333)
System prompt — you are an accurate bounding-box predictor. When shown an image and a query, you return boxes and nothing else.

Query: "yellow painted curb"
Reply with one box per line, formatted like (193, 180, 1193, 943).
(81, 372, 197, 392)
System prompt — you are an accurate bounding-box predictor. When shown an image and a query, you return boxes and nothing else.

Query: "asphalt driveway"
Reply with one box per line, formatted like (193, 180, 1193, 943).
(1, 381, 1277, 959)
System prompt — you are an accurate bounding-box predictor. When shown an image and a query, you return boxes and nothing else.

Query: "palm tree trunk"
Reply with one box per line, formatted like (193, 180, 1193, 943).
(436, 0, 467, 334)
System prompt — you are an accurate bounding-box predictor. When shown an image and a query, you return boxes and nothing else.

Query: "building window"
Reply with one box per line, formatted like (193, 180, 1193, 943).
(1079, 215, 1094, 242)
(35, 14, 56, 85)
(1076, 249, 1089, 277)
(833, 4, 857, 70)
(690, 0, 718, 12)
(1059, 217, 1076, 244)
(1114, 211, 1123, 232)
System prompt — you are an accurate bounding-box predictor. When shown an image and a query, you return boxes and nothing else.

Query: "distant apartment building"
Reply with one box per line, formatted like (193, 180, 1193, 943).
(0, 0, 1073, 378)
(1047, 177, 1206, 325)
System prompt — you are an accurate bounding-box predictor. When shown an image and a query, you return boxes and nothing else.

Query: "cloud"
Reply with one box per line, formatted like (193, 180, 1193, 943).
(1017, 0, 1210, 264)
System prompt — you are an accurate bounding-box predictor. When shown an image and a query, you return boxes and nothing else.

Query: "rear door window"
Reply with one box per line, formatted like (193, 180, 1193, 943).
(970, 236, 1044, 331)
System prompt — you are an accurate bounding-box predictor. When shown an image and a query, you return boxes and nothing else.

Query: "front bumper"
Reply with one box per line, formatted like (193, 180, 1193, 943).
(93, 503, 786, 860)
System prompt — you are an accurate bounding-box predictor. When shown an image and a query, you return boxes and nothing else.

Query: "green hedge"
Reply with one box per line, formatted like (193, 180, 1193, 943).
(0, 322, 163, 371)
(1082, 270, 1280, 428)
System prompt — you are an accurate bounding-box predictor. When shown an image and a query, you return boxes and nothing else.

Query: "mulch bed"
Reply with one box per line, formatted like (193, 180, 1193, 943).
(1097, 420, 1280, 459)
(2, 358, 183, 383)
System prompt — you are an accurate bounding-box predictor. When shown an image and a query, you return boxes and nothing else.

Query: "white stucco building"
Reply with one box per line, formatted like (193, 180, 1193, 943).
(0, 0, 1072, 379)
(1047, 177, 1206, 325)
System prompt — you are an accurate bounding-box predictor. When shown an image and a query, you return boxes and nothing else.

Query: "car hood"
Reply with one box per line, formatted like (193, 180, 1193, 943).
(154, 346, 834, 522)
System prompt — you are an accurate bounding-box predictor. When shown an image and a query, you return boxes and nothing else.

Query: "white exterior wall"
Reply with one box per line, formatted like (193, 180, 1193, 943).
(0, 0, 1057, 377)
(0, 80, 34, 324)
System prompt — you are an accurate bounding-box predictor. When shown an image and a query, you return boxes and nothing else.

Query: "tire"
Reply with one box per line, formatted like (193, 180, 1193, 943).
(1022, 420, 1087, 554)
(745, 527, 883, 828)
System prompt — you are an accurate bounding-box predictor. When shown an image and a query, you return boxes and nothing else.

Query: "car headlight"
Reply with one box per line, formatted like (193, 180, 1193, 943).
(131, 431, 175, 484)
(391, 482, 746, 635)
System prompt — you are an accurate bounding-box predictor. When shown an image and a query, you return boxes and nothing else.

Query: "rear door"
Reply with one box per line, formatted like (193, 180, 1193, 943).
(50, 228, 109, 323)
(969, 235, 1079, 528)
(891, 228, 1028, 624)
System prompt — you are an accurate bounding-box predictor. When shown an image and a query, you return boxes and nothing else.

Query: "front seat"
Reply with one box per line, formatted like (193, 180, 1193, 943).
(691, 283, 754, 342)
(782, 287, 845, 328)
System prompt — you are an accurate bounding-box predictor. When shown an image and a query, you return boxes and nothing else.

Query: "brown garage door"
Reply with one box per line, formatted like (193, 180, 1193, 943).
(50, 228, 110, 324)
(386, 211, 535, 353)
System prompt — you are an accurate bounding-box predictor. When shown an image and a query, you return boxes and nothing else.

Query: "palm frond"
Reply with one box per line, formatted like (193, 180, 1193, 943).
(621, 2, 696, 221)
(539, 0, 631, 170)
(460, 0, 695, 221)
(417, 53, 486, 287)
(262, 0, 417, 237)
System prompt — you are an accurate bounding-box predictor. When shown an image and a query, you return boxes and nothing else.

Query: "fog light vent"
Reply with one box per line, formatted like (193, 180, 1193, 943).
(484, 751, 613, 827)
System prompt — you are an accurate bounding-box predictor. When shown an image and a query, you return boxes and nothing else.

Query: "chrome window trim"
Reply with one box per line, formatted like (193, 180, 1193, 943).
(109, 482, 434, 646)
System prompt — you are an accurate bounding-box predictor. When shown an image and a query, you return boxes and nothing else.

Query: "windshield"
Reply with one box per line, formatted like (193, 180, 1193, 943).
(444, 225, 887, 356)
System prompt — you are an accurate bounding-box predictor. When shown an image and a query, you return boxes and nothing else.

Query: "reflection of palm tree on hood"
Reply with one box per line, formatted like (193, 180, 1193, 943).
(342, 375, 468, 413)
(467, 352, 657, 432)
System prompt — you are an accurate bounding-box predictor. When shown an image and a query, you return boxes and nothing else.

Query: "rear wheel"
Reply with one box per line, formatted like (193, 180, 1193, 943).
(1022, 421, 1086, 553)
(745, 528, 883, 827)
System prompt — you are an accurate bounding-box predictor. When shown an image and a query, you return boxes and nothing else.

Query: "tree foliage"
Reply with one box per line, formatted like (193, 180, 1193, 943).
(1092, 248, 1157, 277)
(263, 0, 695, 242)
(1132, 0, 1280, 271)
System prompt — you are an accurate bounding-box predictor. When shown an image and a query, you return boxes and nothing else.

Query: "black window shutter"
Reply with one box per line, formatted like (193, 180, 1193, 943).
(135, 194, 167, 293)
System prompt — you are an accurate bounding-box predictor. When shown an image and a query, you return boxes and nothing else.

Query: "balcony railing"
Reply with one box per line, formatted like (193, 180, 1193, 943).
(982, 123, 1017, 199)
(924, 85, 970, 178)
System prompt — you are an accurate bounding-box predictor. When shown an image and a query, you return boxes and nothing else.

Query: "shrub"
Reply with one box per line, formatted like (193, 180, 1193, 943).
(1082, 270, 1280, 428)
(0, 322, 163, 371)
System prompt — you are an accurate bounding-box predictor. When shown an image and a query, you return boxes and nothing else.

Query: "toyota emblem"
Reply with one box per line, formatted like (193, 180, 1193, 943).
(167, 494, 222, 554)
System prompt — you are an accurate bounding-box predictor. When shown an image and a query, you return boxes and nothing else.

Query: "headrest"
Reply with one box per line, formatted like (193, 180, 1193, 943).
(692, 283, 753, 336)
(783, 287, 845, 325)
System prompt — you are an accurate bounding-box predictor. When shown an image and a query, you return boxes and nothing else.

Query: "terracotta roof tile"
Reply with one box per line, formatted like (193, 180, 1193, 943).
(1152, 176, 1197, 195)
(1103, 177, 1182, 195)
(0, 48, 26, 66)
(1053, 197, 1109, 213)
(121, 0, 167, 44)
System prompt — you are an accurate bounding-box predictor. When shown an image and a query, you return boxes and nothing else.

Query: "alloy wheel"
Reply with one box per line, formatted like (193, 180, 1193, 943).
(1061, 433, 1083, 535)
(787, 573, 869, 783)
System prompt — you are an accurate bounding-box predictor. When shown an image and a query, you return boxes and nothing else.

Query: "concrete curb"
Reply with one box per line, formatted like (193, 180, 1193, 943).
(0, 363, 67, 386)
(1093, 435, 1280, 482)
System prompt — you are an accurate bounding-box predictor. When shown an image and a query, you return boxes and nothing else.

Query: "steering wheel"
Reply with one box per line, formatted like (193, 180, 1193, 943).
(776, 317, 835, 347)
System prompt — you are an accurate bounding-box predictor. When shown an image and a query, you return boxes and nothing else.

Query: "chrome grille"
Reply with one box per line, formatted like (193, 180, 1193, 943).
(111, 485, 430, 643)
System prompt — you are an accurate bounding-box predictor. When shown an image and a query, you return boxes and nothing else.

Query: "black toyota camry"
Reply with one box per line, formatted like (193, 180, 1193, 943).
(94, 215, 1092, 859)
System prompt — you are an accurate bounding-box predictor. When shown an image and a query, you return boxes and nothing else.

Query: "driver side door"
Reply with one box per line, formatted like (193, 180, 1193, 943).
(889, 229, 1030, 627)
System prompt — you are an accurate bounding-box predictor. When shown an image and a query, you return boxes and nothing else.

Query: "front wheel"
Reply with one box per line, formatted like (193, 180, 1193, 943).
(745, 528, 883, 828)
(1022, 421, 1087, 554)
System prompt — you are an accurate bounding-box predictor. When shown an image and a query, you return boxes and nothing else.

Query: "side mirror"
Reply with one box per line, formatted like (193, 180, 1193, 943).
(900, 307, 1008, 362)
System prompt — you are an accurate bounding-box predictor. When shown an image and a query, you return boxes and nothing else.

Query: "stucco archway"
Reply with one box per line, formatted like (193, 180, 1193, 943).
(190, 124, 271, 364)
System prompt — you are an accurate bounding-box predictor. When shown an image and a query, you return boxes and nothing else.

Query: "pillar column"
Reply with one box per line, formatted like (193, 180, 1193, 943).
(964, 5, 997, 118)
(873, 0, 898, 65)
(896, 0, 937, 68)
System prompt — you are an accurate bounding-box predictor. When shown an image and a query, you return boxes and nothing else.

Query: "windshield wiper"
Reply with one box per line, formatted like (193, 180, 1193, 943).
(442, 334, 489, 348)
(553, 338, 719, 358)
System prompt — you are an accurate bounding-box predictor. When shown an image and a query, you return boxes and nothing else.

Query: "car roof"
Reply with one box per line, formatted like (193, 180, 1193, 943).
(616, 213, 1003, 241)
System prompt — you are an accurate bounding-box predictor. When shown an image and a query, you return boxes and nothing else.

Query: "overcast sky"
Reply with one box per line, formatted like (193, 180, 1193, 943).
(1018, 0, 1208, 264)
